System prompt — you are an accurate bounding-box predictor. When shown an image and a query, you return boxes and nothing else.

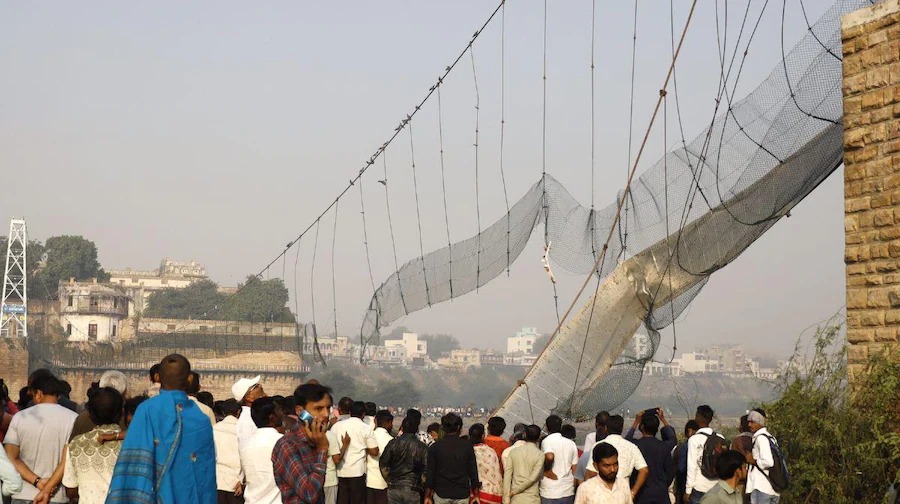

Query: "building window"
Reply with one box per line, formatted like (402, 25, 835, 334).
(199, 325, 208, 332)
(231, 326, 240, 333)
(263, 327, 272, 334)
(113, 297, 119, 308)
(112, 325, 117, 337)
(161, 279, 168, 285)
(131, 278, 138, 283)
(167, 324, 176, 331)
(67, 296, 73, 307)
(90, 296, 98, 307)
(88, 324, 98, 339)
(66, 324, 72, 336)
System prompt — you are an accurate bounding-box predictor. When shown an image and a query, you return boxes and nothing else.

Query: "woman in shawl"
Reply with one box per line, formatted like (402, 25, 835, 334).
(469, 423, 502, 504)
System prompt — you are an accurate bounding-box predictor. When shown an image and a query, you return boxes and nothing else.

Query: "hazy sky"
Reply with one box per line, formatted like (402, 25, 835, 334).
(0, 1, 845, 359)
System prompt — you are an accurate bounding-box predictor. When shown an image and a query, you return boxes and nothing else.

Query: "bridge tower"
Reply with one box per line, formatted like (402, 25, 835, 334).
(1, 219, 28, 338)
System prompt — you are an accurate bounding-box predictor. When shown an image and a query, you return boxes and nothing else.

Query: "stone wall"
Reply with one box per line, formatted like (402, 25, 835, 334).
(841, 0, 900, 378)
(0, 340, 30, 400)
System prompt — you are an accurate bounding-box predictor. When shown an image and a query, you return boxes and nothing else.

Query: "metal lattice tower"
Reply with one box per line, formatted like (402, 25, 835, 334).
(1, 219, 28, 338)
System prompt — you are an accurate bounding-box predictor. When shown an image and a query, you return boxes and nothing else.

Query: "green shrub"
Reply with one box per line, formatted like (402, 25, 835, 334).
(760, 322, 900, 503)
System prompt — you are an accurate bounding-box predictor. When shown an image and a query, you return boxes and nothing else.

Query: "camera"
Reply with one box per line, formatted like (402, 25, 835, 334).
(642, 407, 659, 416)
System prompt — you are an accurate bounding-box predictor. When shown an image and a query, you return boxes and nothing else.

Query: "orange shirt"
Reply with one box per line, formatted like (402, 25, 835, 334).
(483, 435, 510, 469)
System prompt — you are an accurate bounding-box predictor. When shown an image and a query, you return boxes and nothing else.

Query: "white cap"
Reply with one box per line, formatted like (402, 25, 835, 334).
(99, 370, 128, 395)
(232, 376, 261, 401)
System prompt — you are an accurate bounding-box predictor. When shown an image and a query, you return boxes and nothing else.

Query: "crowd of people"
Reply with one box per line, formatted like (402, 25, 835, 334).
(0, 354, 784, 504)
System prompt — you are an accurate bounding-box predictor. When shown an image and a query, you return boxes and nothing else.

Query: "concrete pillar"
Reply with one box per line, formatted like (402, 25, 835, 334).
(841, 0, 900, 379)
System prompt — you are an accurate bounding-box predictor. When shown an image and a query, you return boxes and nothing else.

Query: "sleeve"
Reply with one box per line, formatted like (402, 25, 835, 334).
(3, 414, 19, 446)
(574, 483, 587, 504)
(365, 425, 378, 450)
(502, 457, 512, 504)
(0, 443, 23, 496)
(685, 435, 698, 494)
(582, 432, 594, 456)
(569, 441, 579, 467)
(754, 436, 774, 471)
(61, 443, 77, 489)
(542, 439, 552, 455)
(425, 444, 436, 489)
(379, 440, 393, 477)
(328, 431, 341, 457)
(661, 426, 677, 449)
(624, 427, 637, 441)
(275, 442, 328, 502)
(468, 445, 480, 490)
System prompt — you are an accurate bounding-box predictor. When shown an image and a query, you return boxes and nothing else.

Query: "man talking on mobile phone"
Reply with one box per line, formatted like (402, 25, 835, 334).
(272, 383, 334, 504)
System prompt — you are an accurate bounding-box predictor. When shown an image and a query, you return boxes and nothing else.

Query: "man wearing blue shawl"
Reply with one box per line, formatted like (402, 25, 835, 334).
(106, 354, 216, 504)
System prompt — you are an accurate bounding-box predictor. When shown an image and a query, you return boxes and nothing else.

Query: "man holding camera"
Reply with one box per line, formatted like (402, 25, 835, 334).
(625, 408, 677, 504)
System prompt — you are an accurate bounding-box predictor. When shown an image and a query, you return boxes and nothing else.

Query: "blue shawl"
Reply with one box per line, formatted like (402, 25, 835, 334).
(106, 389, 216, 504)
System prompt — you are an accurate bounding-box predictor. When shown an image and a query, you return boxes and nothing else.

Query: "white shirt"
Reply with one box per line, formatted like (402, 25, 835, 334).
(331, 417, 377, 478)
(240, 427, 284, 504)
(746, 428, 779, 496)
(326, 430, 340, 487)
(574, 474, 633, 504)
(366, 427, 394, 490)
(236, 406, 258, 449)
(62, 425, 121, 504)
(598, 434, 647, 479)
(583, 431, 598, 455)
(539, 432, 579, 499)
(5, 403, 78, 503)
(213, 416, 243, 492)
(190, 396, 217, 425)
(686, 427, 723, 494)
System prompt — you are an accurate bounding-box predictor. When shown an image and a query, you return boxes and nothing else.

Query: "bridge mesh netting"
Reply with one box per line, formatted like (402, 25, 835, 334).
(359, 0, 863, 424)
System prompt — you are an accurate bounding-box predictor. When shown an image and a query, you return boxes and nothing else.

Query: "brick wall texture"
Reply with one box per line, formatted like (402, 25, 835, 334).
(842, 0, 900, 378)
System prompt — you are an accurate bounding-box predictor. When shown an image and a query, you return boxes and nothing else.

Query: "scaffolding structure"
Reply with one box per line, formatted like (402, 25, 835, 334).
(1, 219, 28, 338)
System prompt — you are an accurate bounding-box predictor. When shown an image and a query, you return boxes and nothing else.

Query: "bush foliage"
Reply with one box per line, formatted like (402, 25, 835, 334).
(760, 322, 899, 503)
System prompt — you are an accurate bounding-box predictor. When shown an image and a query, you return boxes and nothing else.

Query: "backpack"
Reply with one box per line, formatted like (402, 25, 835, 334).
(698, 431, 728, 479)
(756, 434, 790, 492)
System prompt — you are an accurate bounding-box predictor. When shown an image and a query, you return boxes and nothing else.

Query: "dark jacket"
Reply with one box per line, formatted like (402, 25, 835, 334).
(425, 434, 479, 500)
(626, 425, 678, 504)
(380, 433, 428, 492)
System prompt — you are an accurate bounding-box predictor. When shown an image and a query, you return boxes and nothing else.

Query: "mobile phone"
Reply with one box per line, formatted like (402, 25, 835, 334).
(298, 409, 314, 426)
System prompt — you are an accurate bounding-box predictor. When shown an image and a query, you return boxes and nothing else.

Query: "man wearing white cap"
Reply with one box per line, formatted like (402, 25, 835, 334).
(741, 410, 780, 504)
(233, 376, 266, 448)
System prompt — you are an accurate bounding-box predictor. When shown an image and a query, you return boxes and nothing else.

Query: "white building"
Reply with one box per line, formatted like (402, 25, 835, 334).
(108, 258, 212, 313)
(59, 280, 130, 342)
(384, 332, 428, 361)
(507, 327, 541, 355)
(674, 351, 721, 374)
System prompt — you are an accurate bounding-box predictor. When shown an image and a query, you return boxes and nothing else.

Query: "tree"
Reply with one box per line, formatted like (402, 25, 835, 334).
(319, 370, 362, 400)
(145, 280, 225, 320)
(420, 334, 460, 360)
(32, 236, 107, 299)
(368, 379, 421, 407)
(219, 276, 295, 323)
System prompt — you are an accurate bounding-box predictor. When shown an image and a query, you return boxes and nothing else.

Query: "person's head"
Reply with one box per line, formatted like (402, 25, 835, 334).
(17, 386, 29, 408)
(338, 396, 353, 415)
(350, 401, 366, 419)
(375, 409, 394, 433)
(639, 414, 660, 437)
(715, 450, 748, 483)
(747, 410, 766, 433)
(232, 376, 265, 406)
(441, 413, 463, 436)
(185, 371, 201, 395)
(487, 416, 506, 437)
(545, 414, 562, 434)
(251, 396, 285, 430)
(221, 398, 241, 418)
(684, 420, 700, 438)
(124, 396, 147, 427)
(427, 422, 441, 440)
(695, 405, 714, 427)
(87, 387, 123, 426)
(606, 415, 625, 435)
(524, 424, 542, 443)
(293, 383, 334, 424)
(158, 354, 191, 391)
(365, 402, 377, 417)
(511, 422, 527, 441)
(99, 370, 129, 399)
(148, 364, 160, 384)
(561, 424, 577, 440)
(592, 442, 620, 483)
(197, 391, 214, 410)
(28, 368, 54, 387)
(468, 423, 486, 444)
(595, 411, 610, 434)
(31, 374, 62, 404)
(402, 410, 422, 434)
(739, 415, 750, 434)
(58, 380, 72, 398)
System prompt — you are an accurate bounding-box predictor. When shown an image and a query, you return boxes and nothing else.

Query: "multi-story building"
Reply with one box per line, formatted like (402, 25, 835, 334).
(59, 279, 130, 342)
(384, 332, 428, 361)
(108, 259, 211, 314)
(507, 327, 540, 355)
